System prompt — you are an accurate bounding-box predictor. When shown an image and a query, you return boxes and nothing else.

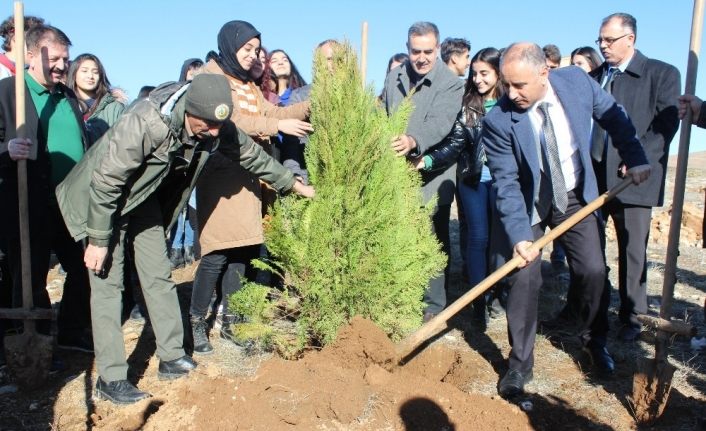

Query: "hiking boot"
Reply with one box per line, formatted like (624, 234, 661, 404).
(190, 316, 213, 355)
(169, 248, 184, 270)
(183, 246, 195, 265)
(158, 355, 197, 380)
(95, 377, 151, 405)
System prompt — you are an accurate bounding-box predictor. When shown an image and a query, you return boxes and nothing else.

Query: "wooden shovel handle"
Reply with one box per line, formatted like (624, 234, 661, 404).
(396, 177, 634, 361)
(14, 3, 32, 312)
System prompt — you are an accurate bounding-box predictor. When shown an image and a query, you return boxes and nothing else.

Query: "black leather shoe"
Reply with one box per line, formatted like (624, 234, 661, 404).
(498, 369, 533, 398)
(158, 355, 197, 380)
(584, 345, 615, 374)
(618, 325, 642, 342)
(94, 377, 151, 405)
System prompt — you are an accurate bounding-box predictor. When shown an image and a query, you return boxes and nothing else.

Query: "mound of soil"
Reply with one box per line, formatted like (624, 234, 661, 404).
(83, 316, 530, 430)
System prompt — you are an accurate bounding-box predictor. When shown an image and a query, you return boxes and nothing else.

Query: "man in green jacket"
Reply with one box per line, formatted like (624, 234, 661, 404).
(57, 74, 313, 405)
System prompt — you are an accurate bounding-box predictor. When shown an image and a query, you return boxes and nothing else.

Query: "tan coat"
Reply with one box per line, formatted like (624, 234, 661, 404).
(197, 60, 309, 256)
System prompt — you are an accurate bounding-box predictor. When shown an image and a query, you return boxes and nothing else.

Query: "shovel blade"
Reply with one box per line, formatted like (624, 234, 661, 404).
(4, 331, 53, 389)
(630, 358, 676, 425)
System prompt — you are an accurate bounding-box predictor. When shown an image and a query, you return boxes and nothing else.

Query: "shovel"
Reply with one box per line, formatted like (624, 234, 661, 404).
(1, 2, 53, 389)
(630, 0, 705, 424)
(396, 177, 634, 363)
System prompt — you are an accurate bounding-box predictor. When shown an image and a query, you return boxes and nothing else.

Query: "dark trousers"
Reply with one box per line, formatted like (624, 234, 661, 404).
(424, 204, 451, 315)
(1, 221, 51, 335)
(189, 245, 259, 318)
(602, 201, 651, 328)
(506, 191, 609, 373)
(48, 206, 91, 336)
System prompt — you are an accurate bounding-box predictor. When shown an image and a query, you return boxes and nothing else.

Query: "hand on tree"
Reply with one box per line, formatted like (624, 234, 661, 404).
(391, 134, 416, 156)
(278, 119, 313, 137)
(84, 244, 109, 275)
(409, 156, 425, 170)
(291, 178, 315, 198)
(513, 240, 538, 268)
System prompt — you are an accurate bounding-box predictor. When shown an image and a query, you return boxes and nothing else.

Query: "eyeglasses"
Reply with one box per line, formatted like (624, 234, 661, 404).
(595, 33, 632, 47)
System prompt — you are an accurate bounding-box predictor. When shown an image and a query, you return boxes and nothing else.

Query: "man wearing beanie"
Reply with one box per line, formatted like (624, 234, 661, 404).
(56, 74, 314, 405)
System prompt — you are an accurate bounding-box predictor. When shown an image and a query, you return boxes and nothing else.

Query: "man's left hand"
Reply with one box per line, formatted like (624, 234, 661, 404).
(391, 134, 416, 156)
(291, 179, 315, 198)
(84, 244, 109, 275)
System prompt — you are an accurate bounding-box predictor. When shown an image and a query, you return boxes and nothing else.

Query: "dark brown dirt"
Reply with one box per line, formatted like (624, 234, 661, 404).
(81, 316, 531, 431)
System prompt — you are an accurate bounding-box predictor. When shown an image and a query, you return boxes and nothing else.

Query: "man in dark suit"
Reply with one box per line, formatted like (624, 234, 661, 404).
(381, 21, 463, 321)
(483, 42, 651, 398)
(0, 25, 93, 354)
(590, 13, 680, 342)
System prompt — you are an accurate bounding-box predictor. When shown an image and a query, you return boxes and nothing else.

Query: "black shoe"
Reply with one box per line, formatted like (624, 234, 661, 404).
(129, 305, 146, 323)
(169, 248, 185, 270)
(191, 316, 214, 355)
(57, 332, 94, 353)
(583, 345, 615, 374)
(183, 246, 195, 265)
(220, 314, 249, 347)
(488, 298, 505, 320)
(498, 369, 533, 398)
(618, 325, 642, 342)
(94, 376, 151, 405)
(158, 355, 197, 380)
(49, 355, 66, 375)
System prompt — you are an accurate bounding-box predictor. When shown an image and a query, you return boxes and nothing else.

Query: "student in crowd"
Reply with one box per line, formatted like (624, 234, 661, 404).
(570, 46, 602, 73)
(0, 15, 44, 79)
(67, 53, 126, 144)
(189, 20, 312, 355)
(268, 49, 307, 106)
(543, 44, 562, 69)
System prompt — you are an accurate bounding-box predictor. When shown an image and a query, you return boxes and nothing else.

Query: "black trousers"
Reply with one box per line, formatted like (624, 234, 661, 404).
(424, 204, 451, 315)
(189, 245, 259, 318)
(506, 191, 609, 373)
(602, 201, 651, 328)
(48, 205, 92, 336)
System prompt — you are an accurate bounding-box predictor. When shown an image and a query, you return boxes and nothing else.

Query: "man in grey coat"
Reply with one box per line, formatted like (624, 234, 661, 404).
(381, 21, 464, 320)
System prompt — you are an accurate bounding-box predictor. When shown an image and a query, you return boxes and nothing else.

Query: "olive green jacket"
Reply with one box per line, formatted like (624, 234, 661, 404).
(56, 81, 296, 246)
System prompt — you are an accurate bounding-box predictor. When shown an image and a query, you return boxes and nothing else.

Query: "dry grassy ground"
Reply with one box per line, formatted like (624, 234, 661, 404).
(0, 153, 703, 430)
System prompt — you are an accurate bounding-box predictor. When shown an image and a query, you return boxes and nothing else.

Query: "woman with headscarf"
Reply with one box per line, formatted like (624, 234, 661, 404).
(189, 20, 312, 354)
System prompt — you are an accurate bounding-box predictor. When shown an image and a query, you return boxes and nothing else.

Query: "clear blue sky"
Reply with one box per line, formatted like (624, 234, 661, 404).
(15, 0, 706, 153)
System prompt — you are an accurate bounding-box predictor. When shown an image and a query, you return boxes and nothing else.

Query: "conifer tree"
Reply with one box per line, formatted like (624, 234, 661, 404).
(233, 42, 445, 349)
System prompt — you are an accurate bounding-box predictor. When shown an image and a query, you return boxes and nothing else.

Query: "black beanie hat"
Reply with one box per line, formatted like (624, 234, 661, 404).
(216, 20, 261, 82)
(185, 74, 233, 123)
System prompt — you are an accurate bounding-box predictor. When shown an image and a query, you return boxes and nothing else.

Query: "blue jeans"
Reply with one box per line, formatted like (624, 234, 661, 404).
(457, 180, 493, 287)
(170, 207, 194, 249)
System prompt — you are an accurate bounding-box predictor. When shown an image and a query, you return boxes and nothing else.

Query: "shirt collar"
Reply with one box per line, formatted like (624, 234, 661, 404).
(25, 71, 50, 95)
(610, 53, 633, 74)
(531, 81, 558, 114)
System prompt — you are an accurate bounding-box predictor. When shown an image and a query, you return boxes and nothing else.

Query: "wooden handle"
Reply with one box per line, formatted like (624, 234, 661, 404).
(396, 177, 633, 361)
(14, 2, 33, 313)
